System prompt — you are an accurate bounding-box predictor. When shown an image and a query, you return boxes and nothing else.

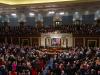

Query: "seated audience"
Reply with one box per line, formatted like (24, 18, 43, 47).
(0, 43, 99, 75)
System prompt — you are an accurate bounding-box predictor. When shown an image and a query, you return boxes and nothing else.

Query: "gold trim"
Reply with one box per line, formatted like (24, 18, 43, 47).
(30, 37, 32, 46)
(11, 37, 13, 44)
(83, 38, 85, 47)
(73, 37, 75, 47)
(5, 37, 7, 44)
(22, 39, 29, 46)
(66, 39, 68, 47)
(39, 38, 41, 46)
(99, 38, 100, 47)
(74, 37, 99, 38)
(87, 40, 97, 47)
(19, 37, 20, 46)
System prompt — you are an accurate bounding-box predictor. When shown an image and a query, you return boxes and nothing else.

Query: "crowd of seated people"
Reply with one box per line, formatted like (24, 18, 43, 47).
(40, 24, 100, 35)
(0, 43, 100, 75)
(0, 24, 100, 36)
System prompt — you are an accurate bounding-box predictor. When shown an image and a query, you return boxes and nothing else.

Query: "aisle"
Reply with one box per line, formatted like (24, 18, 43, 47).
(43, 58, 53, 75)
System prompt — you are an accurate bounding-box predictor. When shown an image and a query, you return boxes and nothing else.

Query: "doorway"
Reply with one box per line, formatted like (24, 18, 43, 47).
(22, 39, 29, 46)
(88, 40, 97, 47)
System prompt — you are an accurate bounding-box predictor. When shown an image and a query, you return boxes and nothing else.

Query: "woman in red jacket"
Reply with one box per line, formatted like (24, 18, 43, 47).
(10, 70, 17, 75)
(32, 68, 38, 75)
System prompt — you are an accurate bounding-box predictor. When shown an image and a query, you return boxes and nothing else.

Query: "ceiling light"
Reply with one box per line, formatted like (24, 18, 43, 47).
(29, 12, 35, 17)
(59, 12, 64, 15)
(11, 13, 17, 17)
(48, 11, 55, 14)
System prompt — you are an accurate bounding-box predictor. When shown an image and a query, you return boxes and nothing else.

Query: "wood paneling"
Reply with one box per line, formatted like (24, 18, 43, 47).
(12, 37, 19, 45)
(75, 38, 84, 47)
(20, 38, 30, 46)
(85, 38, 99, 47)
(32, 38, 39, 46)
(0, 37, 5, 43)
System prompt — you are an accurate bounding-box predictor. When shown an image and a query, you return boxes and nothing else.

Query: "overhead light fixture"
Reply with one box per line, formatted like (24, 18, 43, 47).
(59, 12, 64, 15)
(29, 12, 35, 17)
(48, 11, 55, 14)
(11, 13, 17, 17)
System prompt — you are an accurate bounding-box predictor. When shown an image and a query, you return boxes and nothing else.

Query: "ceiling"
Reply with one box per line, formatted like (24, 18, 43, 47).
(0, 0, 99, 5)
(0, 0, 75, 5)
